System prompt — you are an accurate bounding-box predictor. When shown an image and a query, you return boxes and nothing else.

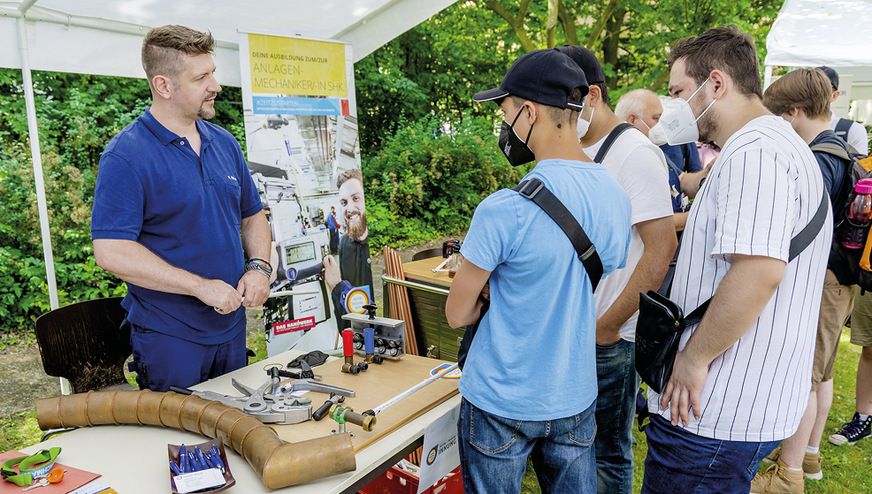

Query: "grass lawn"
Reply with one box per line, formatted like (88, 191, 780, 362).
(522, 328, 872, 493)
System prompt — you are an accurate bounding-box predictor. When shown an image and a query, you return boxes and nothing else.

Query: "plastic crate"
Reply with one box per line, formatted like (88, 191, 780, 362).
(359, 464, 464, 494)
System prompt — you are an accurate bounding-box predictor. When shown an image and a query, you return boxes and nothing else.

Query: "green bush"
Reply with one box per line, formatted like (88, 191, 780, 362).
(363, 114, 531, 251)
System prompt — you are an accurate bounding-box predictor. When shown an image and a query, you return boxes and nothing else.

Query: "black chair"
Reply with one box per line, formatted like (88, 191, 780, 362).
(412, 247, 443, 262)
(34, 297, 134, 394)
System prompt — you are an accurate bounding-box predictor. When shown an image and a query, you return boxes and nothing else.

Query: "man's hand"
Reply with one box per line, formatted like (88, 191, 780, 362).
(322, 256, 342, 292)
(660, 349, 708, 426)
(196, 279, 244, 315)
(238, 270, 270, 307)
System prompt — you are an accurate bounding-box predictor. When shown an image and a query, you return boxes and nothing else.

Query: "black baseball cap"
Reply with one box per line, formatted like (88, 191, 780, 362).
(816, 66, 839, 91)
(558, 45, 606, 86)
(473, 49, 588, 111)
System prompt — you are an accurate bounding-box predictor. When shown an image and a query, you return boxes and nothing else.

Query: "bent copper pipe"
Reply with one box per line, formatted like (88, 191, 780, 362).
(36, 390, 356, 490)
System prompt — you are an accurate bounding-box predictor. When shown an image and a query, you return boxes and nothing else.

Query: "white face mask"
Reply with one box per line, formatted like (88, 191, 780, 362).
(639, 118, 668, 146)
(659, 79, 717, 145)
(576, 105, 595, 140)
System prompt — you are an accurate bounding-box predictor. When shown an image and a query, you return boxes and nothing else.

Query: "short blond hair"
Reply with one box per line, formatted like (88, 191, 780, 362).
(763, 68, 832, 120)
(141, 25, 215, 90)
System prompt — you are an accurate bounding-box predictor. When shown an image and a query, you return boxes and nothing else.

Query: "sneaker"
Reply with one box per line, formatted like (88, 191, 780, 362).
(751, 458, 804, 494)
(802, 451, 822, 481)
(828, 412, 872, 446)
(762, 445, 781, 464)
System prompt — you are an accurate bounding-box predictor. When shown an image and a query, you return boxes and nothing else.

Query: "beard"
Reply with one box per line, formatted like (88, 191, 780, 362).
(346, 210, 367, 240)
(198, 94, 218, 120)
(695, 100, 718, 143)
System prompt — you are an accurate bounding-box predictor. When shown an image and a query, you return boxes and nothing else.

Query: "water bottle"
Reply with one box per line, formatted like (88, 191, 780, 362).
(841, 179, 872, 249)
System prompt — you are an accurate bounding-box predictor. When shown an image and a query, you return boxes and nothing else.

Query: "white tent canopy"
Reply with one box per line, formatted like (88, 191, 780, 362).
(0, 0, 457, 85)
(765, 0, 872, 102)
(0, 0, 456, 328)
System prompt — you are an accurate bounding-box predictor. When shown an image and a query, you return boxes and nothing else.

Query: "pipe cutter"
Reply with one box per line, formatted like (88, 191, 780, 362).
(170, 367, 354, 424)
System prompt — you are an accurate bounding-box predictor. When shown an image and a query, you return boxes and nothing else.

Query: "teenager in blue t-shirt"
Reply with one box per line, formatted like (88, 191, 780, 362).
(446, 49, 631, 494)
(91, 26, 271, 392)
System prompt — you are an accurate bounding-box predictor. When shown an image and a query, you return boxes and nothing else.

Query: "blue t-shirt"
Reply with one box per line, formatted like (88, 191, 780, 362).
(664, 155, 691, 213)
(91, 109, 263, 344)
(660, 142, 702, 174)
(810, 129, 850, 210)
(459, 159, 631, 421)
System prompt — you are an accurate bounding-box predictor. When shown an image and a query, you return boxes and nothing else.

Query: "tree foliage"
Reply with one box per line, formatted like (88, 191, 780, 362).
(0, 1, 784, 334)
(354, 0, 783, 151)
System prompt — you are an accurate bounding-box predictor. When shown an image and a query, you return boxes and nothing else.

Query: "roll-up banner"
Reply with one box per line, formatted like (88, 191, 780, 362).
(239, 32, 371, 356)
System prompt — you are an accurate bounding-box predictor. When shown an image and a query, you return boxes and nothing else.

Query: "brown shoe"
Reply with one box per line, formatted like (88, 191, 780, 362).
(750, 458, 804, 494)
(762, 445, 781, 464)
(802, 451, 822, 480)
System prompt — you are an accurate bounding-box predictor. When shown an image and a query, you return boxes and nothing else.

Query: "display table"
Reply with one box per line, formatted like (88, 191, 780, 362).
(22, 350, 460, 494)
(383, 256, 463, 361)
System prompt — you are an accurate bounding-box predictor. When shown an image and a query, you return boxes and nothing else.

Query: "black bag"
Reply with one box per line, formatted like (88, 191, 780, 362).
(636, 190, 829, 394)
(456, 177, 604, 370)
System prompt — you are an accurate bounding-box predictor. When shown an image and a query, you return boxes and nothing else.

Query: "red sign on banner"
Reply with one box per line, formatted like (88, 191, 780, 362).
(341, 99, 350, 116)
(273, 316, 316, 335)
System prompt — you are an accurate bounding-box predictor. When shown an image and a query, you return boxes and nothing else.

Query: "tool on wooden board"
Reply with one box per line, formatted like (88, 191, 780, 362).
(362, 304, 384, 365)
(169, 367, 353, 424)
(341, 329, 367, 374)
(270, 361, 320, 380)
(313, 393, 345, 421)
(328, 363, 460, 433)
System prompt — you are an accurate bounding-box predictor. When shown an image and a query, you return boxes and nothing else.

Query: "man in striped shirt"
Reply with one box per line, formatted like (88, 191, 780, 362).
(641, 25, 832, 494)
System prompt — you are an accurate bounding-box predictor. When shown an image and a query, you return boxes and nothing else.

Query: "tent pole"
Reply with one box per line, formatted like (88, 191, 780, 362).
(764, 65, 773, 91)
(16, 15, 68, 394)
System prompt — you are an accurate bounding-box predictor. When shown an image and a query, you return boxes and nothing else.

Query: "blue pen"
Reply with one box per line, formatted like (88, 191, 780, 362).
(179, 445, 189, 473)
(188, 450, 203, 471)
(169, 460, 182, 476)
(195, 446, 209, 471)
(202, 449, 215, 470)
(210, 445, 226, 473)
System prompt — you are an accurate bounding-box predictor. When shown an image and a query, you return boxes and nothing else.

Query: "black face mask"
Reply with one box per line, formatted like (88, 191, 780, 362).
(499, 107, 535, 167)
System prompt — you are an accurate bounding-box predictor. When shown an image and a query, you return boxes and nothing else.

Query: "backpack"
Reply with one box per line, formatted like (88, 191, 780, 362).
(834, 118, 854, 146)
(812, 141, 872, 290)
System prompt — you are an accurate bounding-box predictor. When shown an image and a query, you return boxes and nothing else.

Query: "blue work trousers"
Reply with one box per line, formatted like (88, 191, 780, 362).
(131, 323, 246, 392)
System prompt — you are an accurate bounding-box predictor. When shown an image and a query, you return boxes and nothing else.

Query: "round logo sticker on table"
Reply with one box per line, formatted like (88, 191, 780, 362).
(344, 288, 370, 314)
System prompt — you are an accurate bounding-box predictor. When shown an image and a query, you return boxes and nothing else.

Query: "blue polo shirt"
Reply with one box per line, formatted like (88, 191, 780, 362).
(91, 109, 263, 344)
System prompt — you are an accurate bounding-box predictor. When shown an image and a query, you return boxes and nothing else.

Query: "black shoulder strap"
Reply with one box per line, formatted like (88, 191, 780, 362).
(513, 179, 604, 290)
(835, 118, 853, 141)
(594, 123, 635, 163)
(683, 190, 830, 324)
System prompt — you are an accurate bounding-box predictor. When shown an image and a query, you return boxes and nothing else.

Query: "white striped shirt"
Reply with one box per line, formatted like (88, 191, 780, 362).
(648, 116, 832, 442)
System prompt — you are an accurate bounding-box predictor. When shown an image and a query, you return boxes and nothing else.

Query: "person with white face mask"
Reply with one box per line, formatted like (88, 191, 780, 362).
(558, 45, 677, 494)
(641, 25, 832, 494)
(616, 89, 692, 233)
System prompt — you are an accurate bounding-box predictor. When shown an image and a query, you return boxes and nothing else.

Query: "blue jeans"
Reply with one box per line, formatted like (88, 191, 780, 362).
(595, 339, 637, 494)
(641, 415, 779, 494)
(457, 397, 597, 494)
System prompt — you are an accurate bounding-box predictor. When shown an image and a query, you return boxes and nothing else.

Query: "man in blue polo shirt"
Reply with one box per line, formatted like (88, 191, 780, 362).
(91, 25, 271, 392)
(446, 49, 631, 493)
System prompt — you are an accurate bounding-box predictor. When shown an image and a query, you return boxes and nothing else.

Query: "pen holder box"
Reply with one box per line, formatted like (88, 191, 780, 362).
(168, 436, 235, 493)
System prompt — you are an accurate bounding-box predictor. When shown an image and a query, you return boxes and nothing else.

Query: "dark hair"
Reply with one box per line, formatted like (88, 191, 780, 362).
(593, 82, 609, 108)
(336, 168, 363, 190)
(668, 25, 762, 100)
(510, 86, 585, 126)
(763, 68, 832, 120)
(142, 25, 215, 89)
